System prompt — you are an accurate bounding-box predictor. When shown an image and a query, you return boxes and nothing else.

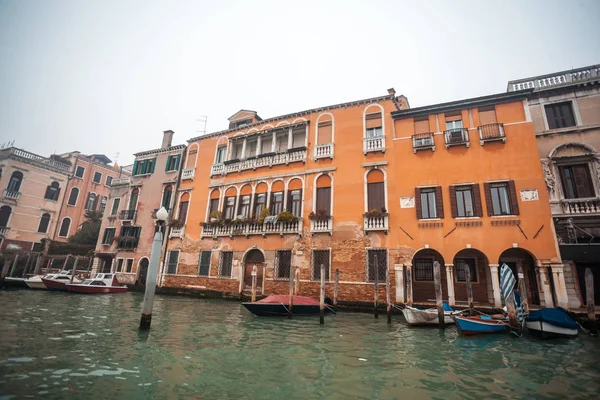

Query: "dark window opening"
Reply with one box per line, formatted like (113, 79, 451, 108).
(276, 250, 292, 279)
(414, 259, 434, 281)
(456, 258, 477, 282)
(312, 249, 330, 281)
(367, 249, 387, 282)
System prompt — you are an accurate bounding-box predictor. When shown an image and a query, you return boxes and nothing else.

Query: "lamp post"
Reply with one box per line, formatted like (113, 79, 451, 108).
(139, 206, 168, 330)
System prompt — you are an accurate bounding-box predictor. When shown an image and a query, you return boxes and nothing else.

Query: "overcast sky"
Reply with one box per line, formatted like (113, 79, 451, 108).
(1, 0, 599, 165)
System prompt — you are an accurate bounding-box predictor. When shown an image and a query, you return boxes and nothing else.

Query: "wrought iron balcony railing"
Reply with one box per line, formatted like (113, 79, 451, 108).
(478, 123, 506, 145)
(119, 210, 137, 220)
(444, 128, 470, 148)
(412, 132, 435, 153)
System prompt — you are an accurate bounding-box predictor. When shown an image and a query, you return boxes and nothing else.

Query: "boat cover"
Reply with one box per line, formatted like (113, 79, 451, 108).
(526, 308, 578, 330)
(257, 295, 320, 306)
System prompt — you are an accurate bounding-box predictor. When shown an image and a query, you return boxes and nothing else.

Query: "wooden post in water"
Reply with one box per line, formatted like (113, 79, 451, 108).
(70, 257, 79, 283)
(319, 264, 325, 325)
(516, 264, 529, 314)
(86, 257, 94, 278)
(374, 256, 379, 319)
(288, 266, 294, 319)
(22, 253, 32, 278)
(386, 265, 392, 324)
(333, 269, 339, 311)
(62, 254, 70, 272)
(406, 264, 413, 306)
(464, 263, 474, 316)
(251, 265, 257, 303)
(585, 268, 597, 335)
(8, 254, 19, 277)
(46, 258, 53, 274)
(433, 261, 444, 327)
(505, 292, 519, 332)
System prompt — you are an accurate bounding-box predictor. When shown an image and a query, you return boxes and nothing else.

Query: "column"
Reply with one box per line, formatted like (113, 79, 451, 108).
(551, 264, 569, 309)
(539, 263, 555, 308)
(241, 138, 247, 159)
(287, 126, 293, 149)
(405, 263, 413, 306)
(256, 135, 262, 157)
(445, 264, 455, 306)
(394, 264, 404, 304)
(271, 131, 277, 152)
(489, 264, 502, 308)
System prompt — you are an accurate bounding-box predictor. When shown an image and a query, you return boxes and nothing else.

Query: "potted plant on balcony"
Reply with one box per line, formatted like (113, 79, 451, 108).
(169, 219, 184, 228)
(115, 236, 138, 248)
(286, 146, 307, 153)
(258, 151, 275, 159)
(257, 208, 270, 224)
(363, 207, 388, 218)
(308, 211, 331, 220)
(223, 158, 239, 165)
(277, 210, 298, 223)
(209, 211, 222, 223)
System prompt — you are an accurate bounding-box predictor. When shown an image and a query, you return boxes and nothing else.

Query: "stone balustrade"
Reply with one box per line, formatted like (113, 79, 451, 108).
(364, 215, 389, 232)
(181, 168, 195, 180)
(210, 149, 306, 176)
(201, 220, 302, 237)
(314, 143, 334, 159)
(507, 65, 600, 92)
(363, 136, 385, 154)
(310, 218, 332, 233)
(560, 198, 600, 214)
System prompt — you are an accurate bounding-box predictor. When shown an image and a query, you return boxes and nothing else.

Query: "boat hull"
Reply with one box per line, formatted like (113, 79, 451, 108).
(25, 280, 47, 290)
(41, 278, 69, 291)
(66, 284, 127, 294)
(525, 320, 578, 339)
(402, 307, 454, 326)
(453, 316, 508, 335)
(242, 303, 333, 317)
(3, 277, 28, 288)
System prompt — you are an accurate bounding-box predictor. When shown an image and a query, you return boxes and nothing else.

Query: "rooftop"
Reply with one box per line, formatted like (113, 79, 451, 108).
(507, 64, 600, 92)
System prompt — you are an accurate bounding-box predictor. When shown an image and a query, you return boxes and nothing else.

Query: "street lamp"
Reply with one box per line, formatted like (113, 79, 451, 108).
(139, 206, 168, 330)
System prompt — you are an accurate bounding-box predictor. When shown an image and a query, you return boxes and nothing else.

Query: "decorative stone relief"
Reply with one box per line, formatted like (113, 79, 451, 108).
(541, 159, 556, 200)
(520, 189, 539, 201)
(400, 197, 414, 208)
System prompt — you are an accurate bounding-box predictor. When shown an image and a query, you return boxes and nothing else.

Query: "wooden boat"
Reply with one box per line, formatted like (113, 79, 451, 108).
(242, 294, 334, 316)
(402, 304, 455, 326)
(25, 274, 54, 290)
(3, 277, 28, 288)
(66, 273, 127, 294)
(453, 314, 508, 335)
(525, 308, 578, 339)
(41, 271, 82, 291)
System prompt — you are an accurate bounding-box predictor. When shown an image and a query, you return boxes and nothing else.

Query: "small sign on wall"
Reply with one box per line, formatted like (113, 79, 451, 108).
(520, 189, 539, 201)
(400, 197, 415, 208)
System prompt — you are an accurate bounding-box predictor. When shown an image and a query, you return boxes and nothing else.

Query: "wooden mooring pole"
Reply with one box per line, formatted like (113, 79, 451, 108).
(86, 257, 94, 278)
(433, 261, 444, 327)
(406, 264, 413, 307)
(585, 268, 597, 335)
(319, 264, 325, 325)
(62, 254, 70, 272)
(464, 263, 474, 316)
(374, 257, 379, 319)
(8, 254, 19, 278)
(22, 253, 32, 278)
(251, 265, 257, 303)
(517, 264, 529, 314)
(70, 257, 79, 283)
(288, 266, 294, 319)
(386, 265, 392, 324)
(333, 269, 339, 311)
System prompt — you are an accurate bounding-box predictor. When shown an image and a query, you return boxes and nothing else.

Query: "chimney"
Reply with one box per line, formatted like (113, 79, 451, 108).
(387, 88, 396, 96)
(162, 130, 174, 149)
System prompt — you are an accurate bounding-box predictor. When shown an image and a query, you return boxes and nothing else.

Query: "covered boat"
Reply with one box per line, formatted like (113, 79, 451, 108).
(41, 271, 82, 291)
(25, 274, 55, 290)
(525, 308, 578, 339)
(243, 294, 334, 316)
(453, 315, 509, 335)
(3, 277, 28, 288)
(402, 303, 455, 326)
(66, 273, 127, 294)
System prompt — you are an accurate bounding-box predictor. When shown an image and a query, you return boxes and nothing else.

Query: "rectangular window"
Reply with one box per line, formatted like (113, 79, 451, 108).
(166, 250, 179, 274)
(216, 147, 227, 163)
(312, 249, 330, 281)
(367, 182, 385, 211)
(93, 172, 102, 184)
(445, 119, 463, 130)
(367, 249, 387, 282)
(178, 201, 189, 223)
(270, 192, 283, 215)
(230, 142, 243, 159)
(254, 193, 266, 217)
(365, 112, 382, 138)
(420, 189, 437, 219)
(239, 195, 251, 218)
(545, 102, 576, 129)
(116, 258, 124, 273)
(288, 189, 302, 217)
(165, 155, 180, 171)
(291, 126, 306, 148)
(219, 251, 233, 277)
(490, 183, 511, 215)
(559, 165, 594, 199)
(209, 198, 220, 215)
(105, 176, 113, 186)
(414, 259, 433, 281)
(223, 197, 236, 219)
(246, 140, 257, 157)
(133, 158, 156, 175)
(366, 127, 383, 138)
(102, 228, 115, 245)
(316, 187, 331, 216)
(111, 198, 120, 216)
(75, 166, 85, 178)
(276, 132, 287, 153)
(276, 250, 292, 279)
(455, 186, 474, 217)
(317, 121, 333, 144)
(455, 259, 477, 282)
(261, 137, 272, 154)
(198, 250, 211, 276)
(478, 106, 497, 125)
(126, 259, 134, 273)
(414, 117, 430, 134)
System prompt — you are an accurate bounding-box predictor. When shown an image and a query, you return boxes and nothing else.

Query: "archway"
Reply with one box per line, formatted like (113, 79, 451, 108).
(243, 249, 265, 293)
(411, 248, 446, 303)
(138, 258, 149, 286)
(453, 248, 490, 305)
(498, 248, 541, 306)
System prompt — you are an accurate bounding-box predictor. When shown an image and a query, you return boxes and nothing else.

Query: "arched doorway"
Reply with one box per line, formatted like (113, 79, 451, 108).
(453, 249, 490, 305)
(138, 258, 149, 286)
(411, 248, 446, 303)
(244, 249, 265, 293)
(498, 248, 541, 306)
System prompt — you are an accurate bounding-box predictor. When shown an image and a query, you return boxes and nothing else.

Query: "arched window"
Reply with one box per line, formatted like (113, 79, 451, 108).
(208, 189, 221, 218)
(44, 181, 60, 201)
(58, 217, 71, 237)
(37, 213, 51, 233)
(238, 185, 252, 218)
(162, 185, 173, 210)
(316, 114, 334, 145)
(99, 196, 107, 212)
(365, 108, 383, 138)
(254, 183, 268, 218)
(270, 181, 285, 215)
(287, 179, 303, 217)
(7, 171, 23, 193)
(67, 187, 79, 206)
(178, 192, 190, 223)
(0, 205, 12, 227)
(128, 188, 139, 210)
(315, 175, 332, 216)
(85, 192, 98, 211)
(223, 187, 237, 220)
(366, 169, 385, 212)
(186, 144, 199, 169)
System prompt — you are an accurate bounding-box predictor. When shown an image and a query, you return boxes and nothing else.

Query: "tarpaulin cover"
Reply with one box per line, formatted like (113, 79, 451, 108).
(526, 307, 579, 330)
(257, 295, 320, 306)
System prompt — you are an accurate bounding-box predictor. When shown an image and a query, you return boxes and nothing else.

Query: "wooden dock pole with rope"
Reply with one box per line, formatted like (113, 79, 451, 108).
(386, 265, 392, 324)
(319, 264, 325, 325)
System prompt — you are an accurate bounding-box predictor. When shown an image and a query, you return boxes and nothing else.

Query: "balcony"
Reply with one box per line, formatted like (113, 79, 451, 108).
(210, 148, 307, 176)
(170, 226, 185, 238)
(560, 198, 600, 215)
(478, 123, 506, 145)
(201, 220, 302, 237)
(110, 178, 131, 187)
(412, 133, 435, 153)
(2, 189, 20, 202)
(444, 128, 470, 148)
(119, 210, 137, 221)
(508, 64, 600, 92)
(115, 236, 139, 249)
(181, 168, 195, 180)
(364, 215, 389, 233)
(310, 217, 332, 234)
(363, 136, 385, 154)
(0, 226, 9, 237)
(314, 143, 334, 160)
(0, 147, 71, 172)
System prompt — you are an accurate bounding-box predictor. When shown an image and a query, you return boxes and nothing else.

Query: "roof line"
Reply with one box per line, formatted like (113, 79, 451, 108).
(133, 144, 186, 157)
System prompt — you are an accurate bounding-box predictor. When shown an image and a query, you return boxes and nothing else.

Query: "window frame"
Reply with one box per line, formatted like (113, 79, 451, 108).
(166, 250, 180, 274)
(420, 188, 437, 219)
(288, 189, 302, 217)
(311, 248, 331, 282)
(67, 187, 79, 207)
(58, 217, 71, 238)
(92, 171, 102, 184)
(544, 101, 577, 130)
(110, 198, 121, 216)
(37, 213, 51, 234)
(115, 258, 124, 273)
(490, 183, 512, 216)
(270, 191, 284, 215)
(102, 227, 116, 245)
(125, 258, 134, 273)
(366, 248, 388, 283)
(219, 250, 233, 278)
(413, 258, 434, 282)
(198, 250, 212, 277)
(559, 164, 595, 199)
(455, 186, 475, 218)
(455, 258, 478, 283)
(215, 146, 227, 164)
(44, 181, 60, 201)
(74, 166, 85, 179)
(105, 176, 113, 187)
(275, 249, 292, 280)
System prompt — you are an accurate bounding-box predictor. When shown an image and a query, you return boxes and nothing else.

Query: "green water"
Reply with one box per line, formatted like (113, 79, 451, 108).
(0, 291, 599, 400)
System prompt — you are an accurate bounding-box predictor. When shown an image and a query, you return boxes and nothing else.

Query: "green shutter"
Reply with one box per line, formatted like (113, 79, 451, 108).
(133, 160, 139, 175)
(165, 156, 171, 172)
(150, 157, 156, 173)
(175, 154, 181, 170)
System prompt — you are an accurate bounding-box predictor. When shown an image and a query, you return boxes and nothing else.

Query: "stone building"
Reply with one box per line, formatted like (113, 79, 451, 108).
(508, 64, 600, 306)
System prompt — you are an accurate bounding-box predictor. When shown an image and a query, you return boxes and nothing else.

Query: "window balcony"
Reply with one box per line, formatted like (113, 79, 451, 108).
(560, 198, 600, 215)
(412, 132, 435, 153)
(363, 136, 385, 154)
(444, 128, 470, 148)
(310, 217, 332, 234)
(364, 215, 389, 233)
(181, 168, 195, 180)
(314, 143, 334, 160)
(170, 226, 185, 238)
(478, 123, 506, 145)
(201, 220, 303, 237)
(119, 210, 137, 221)
(210, 148, 307, 176)
(115, 236, 139, 249)
(0, 226, 10, 237)
(2, 189, 20, 202)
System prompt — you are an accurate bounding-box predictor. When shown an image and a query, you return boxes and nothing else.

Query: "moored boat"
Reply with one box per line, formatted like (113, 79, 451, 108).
(3, 277, 28, 288)
(402, 304, 455, 326)
(25, 274, 53, 290)
(41, 271, 82, 291)
(65, 273, 127, 294)
(243, 294, 334, 316)
(525, 308, 578, 339)
(453, 314, 509, 335)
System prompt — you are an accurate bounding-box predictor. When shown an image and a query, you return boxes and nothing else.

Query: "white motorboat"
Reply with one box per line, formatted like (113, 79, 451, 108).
(402, 305, 455, 326)
(25, 274, 50, 290)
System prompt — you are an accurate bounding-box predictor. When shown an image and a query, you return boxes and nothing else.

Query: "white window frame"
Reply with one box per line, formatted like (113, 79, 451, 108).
(58, 217, 71, 238)
(92, 171, 102, 184)
(125, 258, 135, 273)
(166, 250, 180, 275)
(541, 99, 581, 131)
(67, 187, 79, 207)
(115, 258, 124, 273)
(105, 175, 113, 187)
(74, 165, 86, 179)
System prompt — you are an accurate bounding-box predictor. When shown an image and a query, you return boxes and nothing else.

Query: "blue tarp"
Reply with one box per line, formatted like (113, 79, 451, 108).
(526, 307, 578, 330)
(443, 303, 453, 312)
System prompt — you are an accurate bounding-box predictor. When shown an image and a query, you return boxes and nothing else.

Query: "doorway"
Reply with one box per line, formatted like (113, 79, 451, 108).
(243, 249, 265, 293)
(499, 249, 540, 305)
(138, 258, 149, 286)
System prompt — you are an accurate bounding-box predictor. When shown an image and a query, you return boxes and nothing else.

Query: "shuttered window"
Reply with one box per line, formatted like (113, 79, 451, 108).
(254, 193, 266, 218)
(311, 249, 330, 281)
(316, 187, 331, 216)
(270, 192, 284, 215)
(219, 251, 233, 277)
(416, 187, 443, 219)
(93, 172, 102, 184)
(545, 102, 576, 129)
(291, 126, 306, 148)
(478, 106, 497, 125)
(484, 181, 519, 216)
(102, 228, 115, 245)
(238, 195, 251, 218)
(178, 200, 189, 222)
(165, 154, 181, 171)
(317, 121, 333, 144)
(367, 182, 385, 211)
(367, 249, 387, 282)
(414, 259, 433, 281)
(111, 198, 120, 216)
(276, 250, 292, 279)
(166, 250, 179, 274)
(133, 158, 156, 175)
(450, 184, 483, 218)
(414, 117, 430, 134)
(198, 250, 211, 276)
(559, 165, 594, 199)
(223, 197, 235, 219)
(288, 189, 302, 217)
(44, 182, 60, 201)
(365, 113, 382, 129)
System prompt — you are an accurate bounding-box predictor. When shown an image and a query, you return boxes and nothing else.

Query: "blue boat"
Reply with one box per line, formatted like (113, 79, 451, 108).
(525, 308, 579, 339)
(452, 314, 508, 335)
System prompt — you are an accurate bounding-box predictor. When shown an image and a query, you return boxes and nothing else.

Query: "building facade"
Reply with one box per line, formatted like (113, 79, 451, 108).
(508, 64, 600, 306)
(0, 147, 71, 251)
(93, 130, 186, 285)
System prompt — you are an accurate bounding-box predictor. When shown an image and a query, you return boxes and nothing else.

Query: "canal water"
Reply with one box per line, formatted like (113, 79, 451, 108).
(0, 291, 599, 400)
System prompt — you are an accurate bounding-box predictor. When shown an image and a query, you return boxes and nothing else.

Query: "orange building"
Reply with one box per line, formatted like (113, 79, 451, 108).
(163, 89, 574, 309)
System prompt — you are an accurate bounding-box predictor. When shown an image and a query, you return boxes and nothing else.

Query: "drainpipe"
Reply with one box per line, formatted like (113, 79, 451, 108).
(157, 146, 187, 287)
